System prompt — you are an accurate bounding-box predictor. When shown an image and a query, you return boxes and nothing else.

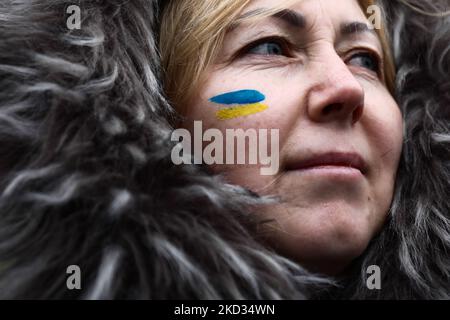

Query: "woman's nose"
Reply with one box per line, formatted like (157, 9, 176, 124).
(306, 51, 365, 127)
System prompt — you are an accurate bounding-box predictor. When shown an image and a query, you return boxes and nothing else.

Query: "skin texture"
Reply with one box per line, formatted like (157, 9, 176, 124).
(183, 0, 403, 275)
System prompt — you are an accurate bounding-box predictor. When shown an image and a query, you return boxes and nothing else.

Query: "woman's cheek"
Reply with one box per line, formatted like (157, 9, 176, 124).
(362, 94, 403, 230)
(366, 100, 403, 166)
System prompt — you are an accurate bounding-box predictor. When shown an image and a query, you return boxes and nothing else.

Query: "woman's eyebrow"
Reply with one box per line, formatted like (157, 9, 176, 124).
(230, 9, 379, 42)
(229, 8, 306, 31)
(339, 21, 382, 49)
(340, 21, 378, 38)
(272, 9, 306, 28)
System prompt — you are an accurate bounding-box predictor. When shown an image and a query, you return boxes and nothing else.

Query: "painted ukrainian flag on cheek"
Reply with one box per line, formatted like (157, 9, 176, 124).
(209, 89, 268, 120)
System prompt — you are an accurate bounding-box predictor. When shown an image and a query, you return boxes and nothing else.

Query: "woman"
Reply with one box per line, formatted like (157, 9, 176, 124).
(0, 0, 448, 299)
(162, 0, 403, 277)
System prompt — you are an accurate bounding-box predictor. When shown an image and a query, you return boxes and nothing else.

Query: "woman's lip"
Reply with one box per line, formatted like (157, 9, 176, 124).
(286, 152, 368, 174)
(291, 166, 364, 181)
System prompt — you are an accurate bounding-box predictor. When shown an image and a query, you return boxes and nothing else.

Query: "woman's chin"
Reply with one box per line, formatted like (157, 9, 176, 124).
(257, 201, 376, 276)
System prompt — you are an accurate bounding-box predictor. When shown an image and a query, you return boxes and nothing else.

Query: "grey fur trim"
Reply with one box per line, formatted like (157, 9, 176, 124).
(0, 0, 329, 299)
(335, 0, 450, 299)
(0, 0, 448, 299)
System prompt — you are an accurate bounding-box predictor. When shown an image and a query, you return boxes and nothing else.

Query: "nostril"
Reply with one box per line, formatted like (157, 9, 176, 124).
(352, 105, 364, 125)
(323, 104, 342, 115)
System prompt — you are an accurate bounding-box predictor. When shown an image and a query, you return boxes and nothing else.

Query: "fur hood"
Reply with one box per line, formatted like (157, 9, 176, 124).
(0, 0, 448, 299)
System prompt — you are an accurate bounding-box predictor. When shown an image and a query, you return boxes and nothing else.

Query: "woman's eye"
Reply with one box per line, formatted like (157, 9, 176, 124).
(248, 42, 284, 56)
(348, 52, 380, 73)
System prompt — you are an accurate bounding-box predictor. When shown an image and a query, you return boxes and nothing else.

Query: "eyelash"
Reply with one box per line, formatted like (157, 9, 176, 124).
(236, 36, 383, 78)
(237, 36, 294, 58)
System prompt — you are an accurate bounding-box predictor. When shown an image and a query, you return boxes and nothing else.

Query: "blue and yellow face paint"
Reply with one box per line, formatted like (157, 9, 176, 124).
(209, 89, 268, 120)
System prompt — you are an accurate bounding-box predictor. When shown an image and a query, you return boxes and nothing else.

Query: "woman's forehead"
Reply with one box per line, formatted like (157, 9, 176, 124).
(239, 0, 369, 24)
(231, 0, 377, 45)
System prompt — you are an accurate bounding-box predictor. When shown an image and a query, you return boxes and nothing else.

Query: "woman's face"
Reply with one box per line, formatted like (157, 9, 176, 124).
(182, 0, 403, 274)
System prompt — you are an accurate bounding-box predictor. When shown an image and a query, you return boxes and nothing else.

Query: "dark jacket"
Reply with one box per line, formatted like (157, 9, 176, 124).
(0, 0, 448, 299)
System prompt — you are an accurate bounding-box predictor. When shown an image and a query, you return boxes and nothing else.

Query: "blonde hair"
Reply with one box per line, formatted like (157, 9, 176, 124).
(160, 0, 396, 113)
